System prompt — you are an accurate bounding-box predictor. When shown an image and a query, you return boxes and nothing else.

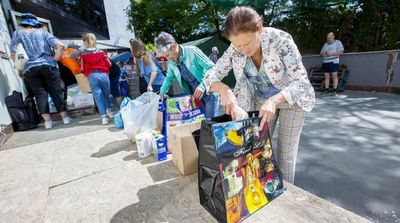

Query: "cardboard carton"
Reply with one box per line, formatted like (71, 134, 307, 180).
(74, 73, 91, 93)
(168, 121, 201, 175)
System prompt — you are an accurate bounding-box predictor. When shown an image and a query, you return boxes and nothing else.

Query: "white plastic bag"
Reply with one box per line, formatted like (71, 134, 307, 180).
(14, 43, 28, 70)
(233, 105, 249, 121)
(121, 92, 160, 141)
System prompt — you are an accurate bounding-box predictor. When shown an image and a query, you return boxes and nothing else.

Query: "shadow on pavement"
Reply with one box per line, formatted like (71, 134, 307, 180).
(110, 174, 215, 223)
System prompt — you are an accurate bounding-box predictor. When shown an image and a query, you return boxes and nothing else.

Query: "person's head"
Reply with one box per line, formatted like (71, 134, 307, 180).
(224, 6, 263, 57)
(117, 61, 124, 68)
(212, 46, 219, 54)
(129, 39, 152, 66)
(327, 32, 335, 43)
(20, 13, 43, 28)
(154, 32, 180, 61)
(82, 33, 97, 49)
(129, 39, 145, 58)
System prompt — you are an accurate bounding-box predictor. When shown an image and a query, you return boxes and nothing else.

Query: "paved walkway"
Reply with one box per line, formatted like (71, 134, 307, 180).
(0, 91, 398, 222)
(294, 91, 400, 223)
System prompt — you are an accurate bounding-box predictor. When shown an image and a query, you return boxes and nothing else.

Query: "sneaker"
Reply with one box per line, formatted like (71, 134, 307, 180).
(63, 116, 72, 125)
(332, 90, 337, 96)
(44, 120, 53, 129)
(101, 117, 109, 125)
(106, 109, 114, 119)
(323, 89, 329, 96)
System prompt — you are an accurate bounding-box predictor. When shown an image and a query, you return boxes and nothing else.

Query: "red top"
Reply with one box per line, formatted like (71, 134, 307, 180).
(80, 50, 111, 77)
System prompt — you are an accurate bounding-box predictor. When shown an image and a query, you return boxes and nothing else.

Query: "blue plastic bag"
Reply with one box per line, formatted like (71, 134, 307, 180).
(114, 97, 131, 129)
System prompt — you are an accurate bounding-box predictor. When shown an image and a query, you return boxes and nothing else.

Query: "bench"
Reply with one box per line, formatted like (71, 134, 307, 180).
(308, 66, 346, 91)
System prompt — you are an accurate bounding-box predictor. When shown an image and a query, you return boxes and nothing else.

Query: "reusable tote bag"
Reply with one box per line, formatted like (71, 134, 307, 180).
(197, 112, 284, 223)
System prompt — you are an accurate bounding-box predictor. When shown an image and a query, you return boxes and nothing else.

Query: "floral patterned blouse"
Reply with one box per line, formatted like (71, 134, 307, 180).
(203, 27, 315, 112)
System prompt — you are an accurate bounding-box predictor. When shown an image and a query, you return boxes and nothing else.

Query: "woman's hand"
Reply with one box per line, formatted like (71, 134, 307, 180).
(147, 85, 153, 92)
(193, 86, 204, 99)
(221, 89, 239, 120)
(259, 99, 277, 129)
(259, 93, 286, 129)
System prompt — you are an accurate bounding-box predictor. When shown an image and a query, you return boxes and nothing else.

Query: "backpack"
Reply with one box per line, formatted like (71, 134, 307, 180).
(5, 91, 39, 131)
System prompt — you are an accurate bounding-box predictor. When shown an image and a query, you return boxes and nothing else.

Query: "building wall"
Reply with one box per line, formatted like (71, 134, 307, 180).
(0, 4, 26, 125)
(98, 0, 135, 48)
(302, 51, 400, 88)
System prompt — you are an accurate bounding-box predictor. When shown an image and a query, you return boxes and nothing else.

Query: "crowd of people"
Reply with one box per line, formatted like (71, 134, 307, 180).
(9, 6, 324, 183)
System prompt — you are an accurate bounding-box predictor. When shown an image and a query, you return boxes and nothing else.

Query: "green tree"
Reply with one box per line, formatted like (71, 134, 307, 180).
(126, 0, 226, 44)
(126, 0, 400, 53)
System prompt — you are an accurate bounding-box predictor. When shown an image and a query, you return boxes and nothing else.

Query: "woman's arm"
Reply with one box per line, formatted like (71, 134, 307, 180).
(159, 65, 176, 96)
(278, 35, 312, 107)
(10, 31, 19, 62)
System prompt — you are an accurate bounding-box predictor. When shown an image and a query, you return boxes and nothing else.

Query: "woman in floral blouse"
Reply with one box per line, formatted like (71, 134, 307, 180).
(203, 6, 315, 183)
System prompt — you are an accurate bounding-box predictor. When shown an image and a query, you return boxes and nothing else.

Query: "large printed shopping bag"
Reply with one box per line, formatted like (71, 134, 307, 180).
(165, 95, 206, 138)
(198, 112, 284, 223)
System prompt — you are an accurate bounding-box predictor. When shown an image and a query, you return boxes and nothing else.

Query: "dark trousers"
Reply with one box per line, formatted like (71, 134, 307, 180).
(24, 65, 66, 114)
(139, 75, 147, 94)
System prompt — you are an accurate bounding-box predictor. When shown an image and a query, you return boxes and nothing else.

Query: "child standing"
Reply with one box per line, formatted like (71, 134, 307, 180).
(117, 62, 129, 98)
(74, 33, 113, 124)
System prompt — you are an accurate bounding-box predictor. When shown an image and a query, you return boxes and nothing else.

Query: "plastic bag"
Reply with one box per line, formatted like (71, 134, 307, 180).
(114, 97, 131, 129)
(121, 92, 160, 141)
(15, 43, 28, 70)
(233, 105, 249, 121)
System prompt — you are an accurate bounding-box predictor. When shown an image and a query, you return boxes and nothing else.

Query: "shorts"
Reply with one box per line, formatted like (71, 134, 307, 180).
(321, 62, 339, 73)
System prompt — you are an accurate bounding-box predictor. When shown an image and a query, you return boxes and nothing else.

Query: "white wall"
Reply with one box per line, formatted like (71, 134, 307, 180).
(0, 4, 26, 125)
(98, 0, 135, 48)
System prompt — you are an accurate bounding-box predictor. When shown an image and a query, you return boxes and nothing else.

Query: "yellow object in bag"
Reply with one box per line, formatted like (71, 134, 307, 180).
(226, 130, 244, 147)
(243, 157, 268, 214)
(74, 73, 91, 93)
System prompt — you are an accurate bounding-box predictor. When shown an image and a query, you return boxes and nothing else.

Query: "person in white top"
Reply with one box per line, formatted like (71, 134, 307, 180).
(320, 32, 344, 96)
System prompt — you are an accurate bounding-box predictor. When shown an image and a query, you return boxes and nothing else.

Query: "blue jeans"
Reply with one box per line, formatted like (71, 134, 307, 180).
(202, 93, 219, 119)
(88, 71, 112, 117)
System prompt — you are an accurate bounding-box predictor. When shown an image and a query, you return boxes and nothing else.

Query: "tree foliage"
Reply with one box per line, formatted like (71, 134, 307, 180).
(126, 0, 400, 53)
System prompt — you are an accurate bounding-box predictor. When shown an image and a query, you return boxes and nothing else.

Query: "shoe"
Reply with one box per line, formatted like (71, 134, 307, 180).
(323, 89, 329, 96)
(101, 117, 109, 125)
(44, 120, 53, 129)
(106, 109, 114, 119)
(63, 116, 72, 125)
(332, 89, 337, 96)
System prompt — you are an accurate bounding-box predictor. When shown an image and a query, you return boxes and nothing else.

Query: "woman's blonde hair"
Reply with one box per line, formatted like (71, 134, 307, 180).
(130, 38, 151, 66)
(82, 32, 97, 48)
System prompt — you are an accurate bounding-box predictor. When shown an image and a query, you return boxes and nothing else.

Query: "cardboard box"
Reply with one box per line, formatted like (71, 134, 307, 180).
(151, 130, 167, 161)
(168, 121, 201, 175)
(74, 73, 91, 93)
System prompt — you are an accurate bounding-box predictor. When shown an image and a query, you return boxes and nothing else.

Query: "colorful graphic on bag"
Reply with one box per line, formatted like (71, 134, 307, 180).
(212, 119, 284, 223)
(165, 95, 206, 137)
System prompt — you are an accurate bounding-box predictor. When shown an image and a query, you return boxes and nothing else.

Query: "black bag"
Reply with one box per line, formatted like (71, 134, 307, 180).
(5, 91, 39, 131)
(24, 96, 40, 125)
(197, 112, 284, 223)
